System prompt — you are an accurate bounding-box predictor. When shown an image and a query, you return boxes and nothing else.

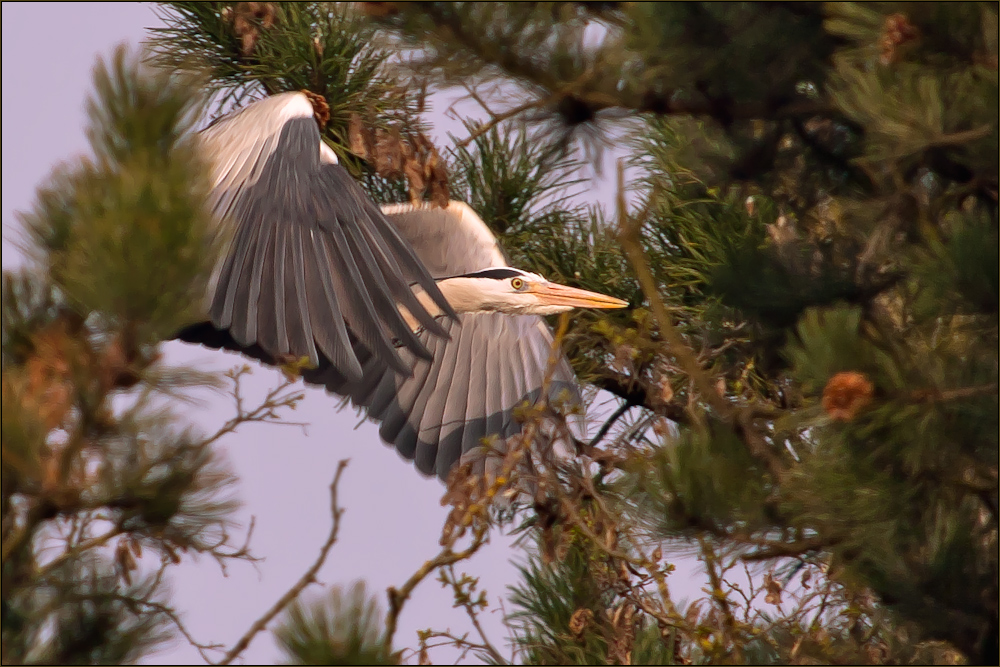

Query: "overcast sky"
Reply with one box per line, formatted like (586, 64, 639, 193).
(1, 3, 709, 664)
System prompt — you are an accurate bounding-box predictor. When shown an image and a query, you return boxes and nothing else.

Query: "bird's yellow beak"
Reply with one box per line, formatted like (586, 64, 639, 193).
(527, 282, 629, 309)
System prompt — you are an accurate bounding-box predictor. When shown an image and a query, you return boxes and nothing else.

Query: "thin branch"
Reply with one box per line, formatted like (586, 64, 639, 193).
(140, 598, 227, 663)
(740, 535, 836, 562)
(698, 536, 739, 643)
(614, 161, 787, 479)
(218, 460, 349, 666)
(588, 399, 635, 448)
(591, 373, 689, 424)
(30, 526, 126, 583)
(910, 383, 998, 404)
(383, 528, 489, 649)
(200, 366, 306, 451)
(454, 93, 552, 148)
(442, 563, 508, 664)
(614, 161, 729, 421)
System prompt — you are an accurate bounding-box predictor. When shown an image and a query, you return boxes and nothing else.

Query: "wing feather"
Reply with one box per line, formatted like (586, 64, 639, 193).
(183, 91, 452, 383)
(433, 320, 474, 479)
(180, 96, 590, 482)
(378, 201, 507, 279)
(288, 225, 318, 362)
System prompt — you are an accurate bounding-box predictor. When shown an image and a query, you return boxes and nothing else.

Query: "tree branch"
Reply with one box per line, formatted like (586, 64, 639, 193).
(383, 528, 489, 649)
(218, 460, 349, 665)
(588, 399, 635, 448)
(590, 373, 689, 425)
(407, 3, 832, 124)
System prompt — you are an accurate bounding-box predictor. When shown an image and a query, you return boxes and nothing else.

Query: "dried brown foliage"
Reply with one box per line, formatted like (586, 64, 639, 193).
(228, 2, 277, 57)
(879, 12, 920, 65)
(348, 113, 449, 207)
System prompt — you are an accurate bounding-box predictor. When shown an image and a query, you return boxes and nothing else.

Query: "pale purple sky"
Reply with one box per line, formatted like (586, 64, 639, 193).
(1, 3, 707, 664)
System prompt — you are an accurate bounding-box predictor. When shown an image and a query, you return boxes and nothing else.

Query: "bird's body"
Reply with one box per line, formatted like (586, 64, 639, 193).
(179, 91, 627, 480)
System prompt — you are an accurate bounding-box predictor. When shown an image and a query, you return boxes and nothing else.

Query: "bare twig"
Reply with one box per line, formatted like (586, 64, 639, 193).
(588, 399, 635, 448)
(31, 526, 126, 583)
(454, 93, 552, 148)
(384, 528, 489, 649)
(141, 598, 227, 663)
(200, 366, 307, 451)
(698, 537, 739, 651)
(442, 564, 508, 664)
(218, 460, 349, 665)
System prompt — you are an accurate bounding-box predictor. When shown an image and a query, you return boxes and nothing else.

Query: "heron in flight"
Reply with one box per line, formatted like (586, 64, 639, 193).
(178, 91, 627, 480)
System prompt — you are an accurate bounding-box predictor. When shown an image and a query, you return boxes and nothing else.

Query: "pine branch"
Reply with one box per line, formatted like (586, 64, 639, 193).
(408, 3, 832, 125)
(740, 535, 838, 562)
(590, 373, 689, 425)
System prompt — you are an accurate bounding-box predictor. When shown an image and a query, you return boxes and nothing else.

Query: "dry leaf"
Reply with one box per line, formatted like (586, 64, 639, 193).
(764, 572, 783, 606)
(358, 2, 399, 17)
(569, 608, 594, 639)
(232, 2, 277, 57)
(659, 377, 674, 404)
(879, 12, 919, 65)
(349, 114, 371, 158)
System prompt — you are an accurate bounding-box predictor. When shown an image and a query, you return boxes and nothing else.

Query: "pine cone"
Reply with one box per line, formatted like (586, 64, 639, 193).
(822, 371, 874, 421)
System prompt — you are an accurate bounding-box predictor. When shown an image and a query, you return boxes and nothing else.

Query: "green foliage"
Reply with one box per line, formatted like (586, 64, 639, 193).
(149, 2, 425, 163)
(377, 2, 996, 663)
(625, 2, 833, 106)
(274, 582, 398, 665)
(446, 120, 585, 235)
(636, 420, 773, 538)
(1, 44, 253, 667)
(17, 47, 215, 347)
(508, 535, 677, 665)
(4, 552, 173, 664)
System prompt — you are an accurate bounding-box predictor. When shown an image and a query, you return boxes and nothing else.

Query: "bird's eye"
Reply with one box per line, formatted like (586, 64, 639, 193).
(511, 277, 525, 290)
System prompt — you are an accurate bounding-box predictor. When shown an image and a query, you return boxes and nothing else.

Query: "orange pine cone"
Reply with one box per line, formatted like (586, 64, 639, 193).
(822, 371, 874, 421)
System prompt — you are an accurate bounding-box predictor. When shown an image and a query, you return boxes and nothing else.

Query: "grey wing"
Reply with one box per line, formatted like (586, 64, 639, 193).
(348, 313, 583, 480)
(310, 202, 583, 480)
(378, 201, 508, 278)
(185, 92, 453, 382)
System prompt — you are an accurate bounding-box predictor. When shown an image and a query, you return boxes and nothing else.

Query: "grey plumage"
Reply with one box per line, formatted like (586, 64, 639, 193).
(190, 93, 454, 382)
(178, 92, 607, 482)
(345, 203, 583, 479)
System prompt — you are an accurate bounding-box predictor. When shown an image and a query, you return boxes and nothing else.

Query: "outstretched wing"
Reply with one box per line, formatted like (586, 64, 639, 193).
(179, 92, 454, 382)
(305, 201, 584, 480)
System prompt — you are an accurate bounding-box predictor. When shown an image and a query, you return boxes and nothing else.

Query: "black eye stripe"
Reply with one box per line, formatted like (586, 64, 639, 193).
(449, 268, 527, 280)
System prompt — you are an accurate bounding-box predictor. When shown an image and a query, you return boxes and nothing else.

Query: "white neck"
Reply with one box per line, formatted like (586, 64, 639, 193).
(435, 277, 509, 313)
(397, 277, 529, 331)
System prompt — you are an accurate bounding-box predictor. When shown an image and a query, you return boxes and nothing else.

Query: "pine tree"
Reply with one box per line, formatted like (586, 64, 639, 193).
(366, 2, 997, 663)
(4, 2, 995, 665)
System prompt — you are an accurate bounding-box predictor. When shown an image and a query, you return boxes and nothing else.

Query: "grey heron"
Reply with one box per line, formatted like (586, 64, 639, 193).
(178, 91, 628, 480)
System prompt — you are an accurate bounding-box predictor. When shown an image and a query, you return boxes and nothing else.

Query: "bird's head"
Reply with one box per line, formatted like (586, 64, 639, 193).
(437, 268, 628, 315)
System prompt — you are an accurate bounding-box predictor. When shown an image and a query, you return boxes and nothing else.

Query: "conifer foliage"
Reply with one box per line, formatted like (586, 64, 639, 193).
(3, 2, 996, 665)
